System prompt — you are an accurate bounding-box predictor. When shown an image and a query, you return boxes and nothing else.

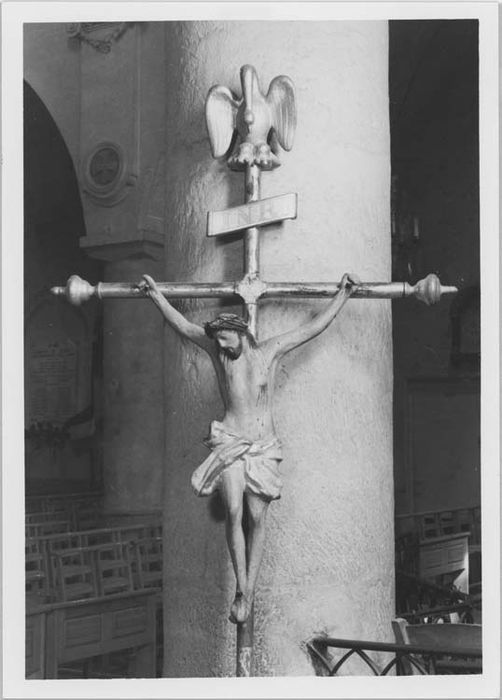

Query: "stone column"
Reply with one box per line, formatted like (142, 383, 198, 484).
(99, 255, 165, 515)
(162, 20, 393, 676)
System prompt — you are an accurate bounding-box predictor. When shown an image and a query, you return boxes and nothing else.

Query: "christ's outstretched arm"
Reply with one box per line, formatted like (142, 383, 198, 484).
(138, 275, 214, 354)
(260, 273, 359, 361)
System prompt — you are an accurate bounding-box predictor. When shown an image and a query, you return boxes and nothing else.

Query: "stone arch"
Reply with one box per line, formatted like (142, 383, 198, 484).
(24, 80, 103, 490)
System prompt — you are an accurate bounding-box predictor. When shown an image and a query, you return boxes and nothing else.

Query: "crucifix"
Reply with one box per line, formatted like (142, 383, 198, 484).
(52, 64, 457, 678)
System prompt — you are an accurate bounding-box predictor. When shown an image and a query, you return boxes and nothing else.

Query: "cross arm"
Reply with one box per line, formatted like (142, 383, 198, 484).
(51, 273, 457, 309)
(262, 275, 457, 306)
(51, 275, 238, 306)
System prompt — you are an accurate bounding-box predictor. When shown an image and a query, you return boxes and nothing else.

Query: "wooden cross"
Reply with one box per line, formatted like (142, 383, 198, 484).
(51, 65, 457, 677)
(52, 66, 456, 336)
(52, 65, 456, 333)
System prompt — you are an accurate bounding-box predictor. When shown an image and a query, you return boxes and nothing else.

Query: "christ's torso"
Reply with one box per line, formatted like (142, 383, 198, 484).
(213, 345, 276, 441)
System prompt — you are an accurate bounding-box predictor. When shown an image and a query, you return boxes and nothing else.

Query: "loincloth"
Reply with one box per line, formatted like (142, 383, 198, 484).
(191, 421, 283, 501)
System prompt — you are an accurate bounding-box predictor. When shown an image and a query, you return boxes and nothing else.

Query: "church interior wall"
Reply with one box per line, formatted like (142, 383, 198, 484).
(24, 79, 104, 494)
(24, 24, 82, 165)
(390, 20, 480, 518)
(24, 23, 168, 513)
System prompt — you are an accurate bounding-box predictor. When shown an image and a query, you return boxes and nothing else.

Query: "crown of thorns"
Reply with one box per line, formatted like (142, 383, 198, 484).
(204, 313, 249, 338)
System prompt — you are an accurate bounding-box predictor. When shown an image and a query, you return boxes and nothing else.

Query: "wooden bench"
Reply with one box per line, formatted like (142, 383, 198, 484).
(396, 506, 481, 545)
(27, 525, 163, 603)
(26, 492, 105, 531)
(418, 532, 470, 594)
(26, 491, 103, 513)
(26, 607, 46, 679)
(26, 589, 158, 678)
(32, 522, 162, 556)
(26, 520, 72, 539)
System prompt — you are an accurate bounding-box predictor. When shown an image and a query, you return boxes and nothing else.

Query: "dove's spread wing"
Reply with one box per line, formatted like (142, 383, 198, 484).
(205, 86, 239, 158)
(267, 76, 296, 151)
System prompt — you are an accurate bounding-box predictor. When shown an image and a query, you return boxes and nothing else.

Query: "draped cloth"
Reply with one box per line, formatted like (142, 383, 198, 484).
(191, 421, 283, 501)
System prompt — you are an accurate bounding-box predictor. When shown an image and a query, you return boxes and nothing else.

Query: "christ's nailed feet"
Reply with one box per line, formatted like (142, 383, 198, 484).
(229, 592, 251, 624)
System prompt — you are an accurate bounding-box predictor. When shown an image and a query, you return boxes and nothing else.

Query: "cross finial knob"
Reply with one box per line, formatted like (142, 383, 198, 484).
(51, 275, 96, 306)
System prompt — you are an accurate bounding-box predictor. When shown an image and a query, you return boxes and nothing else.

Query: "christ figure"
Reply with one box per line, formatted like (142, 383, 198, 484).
(139, 272, 359, 623)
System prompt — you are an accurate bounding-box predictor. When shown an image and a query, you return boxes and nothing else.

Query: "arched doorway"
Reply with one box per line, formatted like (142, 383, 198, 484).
(24, 81, 104, 494)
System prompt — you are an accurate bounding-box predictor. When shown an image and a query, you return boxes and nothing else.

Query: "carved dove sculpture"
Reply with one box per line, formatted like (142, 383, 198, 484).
(205, 64, 296, 170)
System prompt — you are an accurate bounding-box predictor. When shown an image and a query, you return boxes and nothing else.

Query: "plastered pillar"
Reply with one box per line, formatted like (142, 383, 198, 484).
(101, 256, 165, 515)
(162, 20, 393, 676)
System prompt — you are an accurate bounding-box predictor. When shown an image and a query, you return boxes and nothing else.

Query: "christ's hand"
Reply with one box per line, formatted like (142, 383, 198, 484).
(340, 273, 361, 294)
(137, 274, 163, 303)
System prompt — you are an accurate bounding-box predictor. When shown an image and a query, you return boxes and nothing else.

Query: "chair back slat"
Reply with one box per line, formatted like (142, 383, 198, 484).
(132, 537, 163, 589)
(95, 542, 134, 596)
(27, 517, 162, 604)
(54, 549, 98, 602)
(392, 617, 482, 675)
(400, 621, 481, 651)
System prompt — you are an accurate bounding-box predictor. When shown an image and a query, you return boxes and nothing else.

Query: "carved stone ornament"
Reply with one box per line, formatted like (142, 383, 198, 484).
(81, 141, 137, 207)
(66, 22, 131, 54)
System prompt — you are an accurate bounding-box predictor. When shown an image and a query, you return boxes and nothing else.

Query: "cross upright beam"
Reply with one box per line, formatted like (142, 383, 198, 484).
(243, 163, 261, 336)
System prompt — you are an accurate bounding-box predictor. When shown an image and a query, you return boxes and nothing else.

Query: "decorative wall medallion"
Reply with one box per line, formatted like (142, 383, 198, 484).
(90, 146, 120, 186)
(82, 141, 137, 207)
(66, 22, 132, 54)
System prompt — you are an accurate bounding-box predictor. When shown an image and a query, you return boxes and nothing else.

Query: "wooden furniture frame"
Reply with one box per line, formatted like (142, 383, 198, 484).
(418, 531, 470, 594)
(26, 522, 162, 602)
(26, 589, 158, 679)
(392, 617, 482, 674)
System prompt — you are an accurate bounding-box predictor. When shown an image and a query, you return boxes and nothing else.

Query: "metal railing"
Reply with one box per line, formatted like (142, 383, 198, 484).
(306, 635, 482, 676)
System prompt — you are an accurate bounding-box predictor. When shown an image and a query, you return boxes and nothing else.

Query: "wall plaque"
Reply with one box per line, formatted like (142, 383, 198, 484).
(29, 340, 78, 424)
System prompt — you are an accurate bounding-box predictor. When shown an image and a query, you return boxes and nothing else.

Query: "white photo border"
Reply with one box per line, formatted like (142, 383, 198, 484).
(2, 2, 499, 698)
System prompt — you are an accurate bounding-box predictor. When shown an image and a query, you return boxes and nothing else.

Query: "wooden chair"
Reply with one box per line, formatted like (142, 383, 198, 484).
(71, 496, 104, 530)
(392, 617, 482, 674)
(42, 590, 158, 679)
(74, 505, 102, 531)
(420, 512, 440, 539)
(26, 520, 72, 539)
(131, 537, 163, 590)
(53, 549, 98, 602)
(95, 543, 134, 596)
(26, 511, 62, 524)
(25, 537, 49, 600)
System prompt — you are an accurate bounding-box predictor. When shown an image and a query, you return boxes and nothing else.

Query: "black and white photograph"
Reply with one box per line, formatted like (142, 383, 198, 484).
(2, 2, 500, 698)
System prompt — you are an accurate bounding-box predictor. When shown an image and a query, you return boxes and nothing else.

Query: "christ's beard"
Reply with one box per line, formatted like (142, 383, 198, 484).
(220, 345, 242, 361)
